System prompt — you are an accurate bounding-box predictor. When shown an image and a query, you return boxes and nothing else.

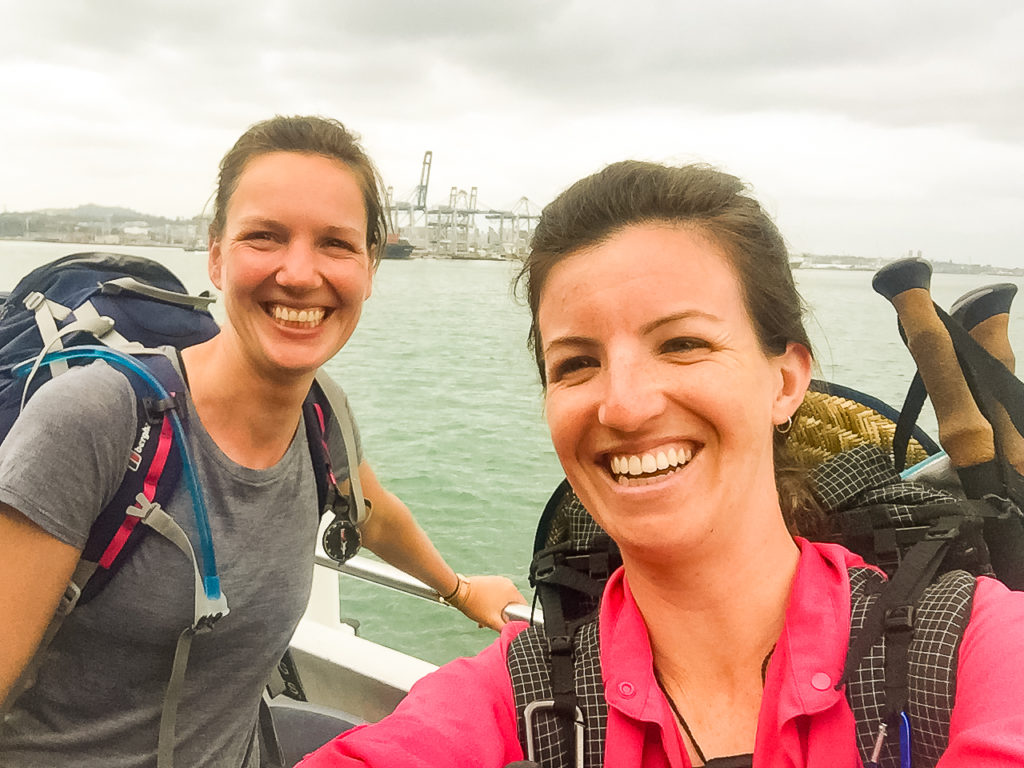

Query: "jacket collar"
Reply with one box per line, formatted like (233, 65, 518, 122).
(598, 540, 870, 723)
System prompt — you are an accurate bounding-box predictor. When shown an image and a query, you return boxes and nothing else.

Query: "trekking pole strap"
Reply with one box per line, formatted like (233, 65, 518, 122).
(893, 373, 928, 473)
(939, 304, 1024, 439)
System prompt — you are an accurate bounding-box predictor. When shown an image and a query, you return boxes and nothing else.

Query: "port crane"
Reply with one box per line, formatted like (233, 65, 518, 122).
(386, 151, 539, 258)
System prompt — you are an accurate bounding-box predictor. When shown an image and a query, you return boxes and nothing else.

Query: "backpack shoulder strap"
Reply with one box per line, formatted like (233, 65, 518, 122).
(506, 479, 618, 767)
(846, 566, 976, 768)
(305, 370, 368, 564)
(1, 350, 205, 721)
(507, 619, 606, 768)
(308, 370, 364, 518)
(77, 351, 186, 603)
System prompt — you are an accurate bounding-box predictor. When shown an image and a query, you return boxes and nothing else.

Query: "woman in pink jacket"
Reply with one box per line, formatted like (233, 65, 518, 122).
(300, 161, 1024, 767)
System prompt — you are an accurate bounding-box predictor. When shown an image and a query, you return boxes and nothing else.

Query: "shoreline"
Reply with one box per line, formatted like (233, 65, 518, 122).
(3, 237, 1021, 275)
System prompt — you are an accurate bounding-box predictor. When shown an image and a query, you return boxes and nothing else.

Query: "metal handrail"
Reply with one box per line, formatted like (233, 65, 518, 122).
(315, 553, 542, 626)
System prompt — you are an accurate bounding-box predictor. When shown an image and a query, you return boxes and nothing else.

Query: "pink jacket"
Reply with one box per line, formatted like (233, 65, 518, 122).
(299, 541, 1024, 767)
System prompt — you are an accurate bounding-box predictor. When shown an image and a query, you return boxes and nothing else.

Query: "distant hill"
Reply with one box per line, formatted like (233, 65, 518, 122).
(30, 204, 180, 224)
(0, 205, 206, 244)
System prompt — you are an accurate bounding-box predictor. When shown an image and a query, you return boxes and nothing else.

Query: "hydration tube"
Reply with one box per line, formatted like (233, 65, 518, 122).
(14, 346, 222, 601)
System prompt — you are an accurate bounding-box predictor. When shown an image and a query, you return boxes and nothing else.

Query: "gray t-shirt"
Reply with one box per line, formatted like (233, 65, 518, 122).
(0, 361, 357, 768)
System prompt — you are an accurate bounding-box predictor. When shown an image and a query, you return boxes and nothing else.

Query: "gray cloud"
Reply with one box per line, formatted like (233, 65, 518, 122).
(1, 0, 1021, 264)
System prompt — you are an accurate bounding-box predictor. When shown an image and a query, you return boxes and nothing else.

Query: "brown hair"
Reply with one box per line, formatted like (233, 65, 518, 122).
(516, 160, 825, 535)
(209, 115, 388, 265)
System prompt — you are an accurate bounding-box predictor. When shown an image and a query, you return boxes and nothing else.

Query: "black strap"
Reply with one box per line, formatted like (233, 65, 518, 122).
(533, 559, 607, 601)
(934, 304, 1024, 498)
(535, 581, 581, 726)
(892, 373, 928, 473)
(840, 515, 960, 703)
(846, 567, 976, 767)
(939, 304, 1024, 439)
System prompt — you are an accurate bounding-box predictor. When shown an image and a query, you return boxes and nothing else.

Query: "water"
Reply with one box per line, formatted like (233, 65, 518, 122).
(2, 241, 1023, 665)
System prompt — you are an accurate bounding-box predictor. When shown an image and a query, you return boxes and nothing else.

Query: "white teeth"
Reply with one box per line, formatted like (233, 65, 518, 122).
(271, 305, 325, 327)
(610, 446, 695, 479)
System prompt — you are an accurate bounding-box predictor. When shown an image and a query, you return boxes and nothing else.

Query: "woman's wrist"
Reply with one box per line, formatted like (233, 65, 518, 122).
(438, 577, 462, 606)
(440, 573, 471, 610)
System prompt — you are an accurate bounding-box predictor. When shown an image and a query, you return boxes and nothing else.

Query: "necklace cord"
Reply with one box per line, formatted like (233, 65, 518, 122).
(656, 674, 708, 763)
(655, 644, 776, 765)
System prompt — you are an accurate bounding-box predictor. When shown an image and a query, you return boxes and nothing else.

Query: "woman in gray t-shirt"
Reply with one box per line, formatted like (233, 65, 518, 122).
(0, 115, 524, 768)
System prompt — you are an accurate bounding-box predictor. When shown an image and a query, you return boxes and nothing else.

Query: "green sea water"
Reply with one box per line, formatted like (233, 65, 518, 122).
(3, 241, 1022, 665)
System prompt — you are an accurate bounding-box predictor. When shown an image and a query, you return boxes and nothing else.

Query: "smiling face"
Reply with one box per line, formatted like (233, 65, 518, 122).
(538, 224, 810, 560)
(209, 151, 374, 379)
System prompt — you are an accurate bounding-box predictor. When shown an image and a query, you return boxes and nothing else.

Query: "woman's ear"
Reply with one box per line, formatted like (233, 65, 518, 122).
(772, 342, 812, 426)
(208, 238, 223, 290)
(364, 260, 374, 300)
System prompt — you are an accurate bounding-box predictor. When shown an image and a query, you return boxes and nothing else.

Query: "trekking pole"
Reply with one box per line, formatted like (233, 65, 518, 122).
(872, 258, 995, 470)
(952, 284, 1017, 373)
(951, 283, 1024, 474)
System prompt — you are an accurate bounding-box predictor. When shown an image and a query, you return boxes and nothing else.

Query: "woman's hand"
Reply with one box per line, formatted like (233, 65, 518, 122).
(357, 463, 529, 632)
(449, 574, 528, 631)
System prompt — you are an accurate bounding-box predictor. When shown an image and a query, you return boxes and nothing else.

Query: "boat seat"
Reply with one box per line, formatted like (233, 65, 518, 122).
(265, 697, 359, 767)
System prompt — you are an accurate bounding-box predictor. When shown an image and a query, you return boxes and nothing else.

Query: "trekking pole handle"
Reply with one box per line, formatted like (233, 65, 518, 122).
(951, 283, 1017, 374)
(873, 259, 995, 469)
(952, 283, 1024, 473)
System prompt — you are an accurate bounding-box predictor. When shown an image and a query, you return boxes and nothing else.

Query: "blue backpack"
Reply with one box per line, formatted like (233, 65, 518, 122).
(0, 252, 367, 766)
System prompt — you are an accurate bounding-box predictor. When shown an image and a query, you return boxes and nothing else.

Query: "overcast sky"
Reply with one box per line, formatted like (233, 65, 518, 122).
(1, 0, 1022, 266)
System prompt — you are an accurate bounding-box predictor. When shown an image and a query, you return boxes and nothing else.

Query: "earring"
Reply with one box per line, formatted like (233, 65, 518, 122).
(776, 415, 793, 434)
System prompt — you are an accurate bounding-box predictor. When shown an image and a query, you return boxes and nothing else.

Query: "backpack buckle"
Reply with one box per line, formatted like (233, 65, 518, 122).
(532, 552, 559, 582)
(194, 612, 224, 633)
(924, 514, 962, 541)
(142, 395, 179, 424)
(884, 605, 915, 633)
(547, 634, 573, 656)
(24, 291, 46, 312)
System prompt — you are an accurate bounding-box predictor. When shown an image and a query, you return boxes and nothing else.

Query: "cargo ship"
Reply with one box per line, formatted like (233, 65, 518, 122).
(383, 237, 415, 259)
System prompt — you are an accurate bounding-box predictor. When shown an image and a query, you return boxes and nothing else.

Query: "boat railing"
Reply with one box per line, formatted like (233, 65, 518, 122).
(314, 553, 541, 627)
